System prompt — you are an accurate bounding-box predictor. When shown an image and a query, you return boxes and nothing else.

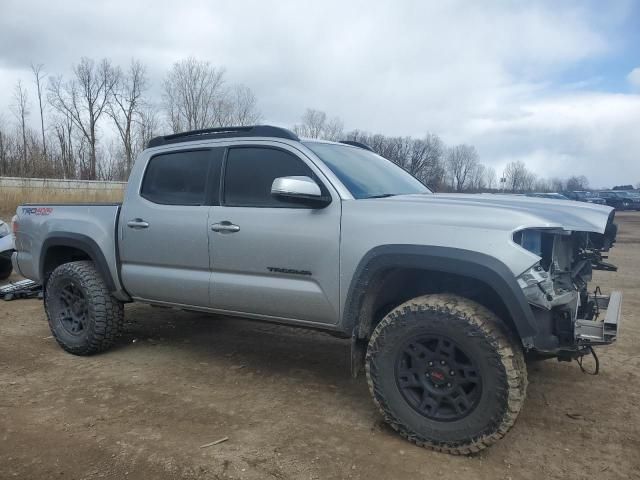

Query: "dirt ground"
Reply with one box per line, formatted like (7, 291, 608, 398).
(1, 214, 639, 480)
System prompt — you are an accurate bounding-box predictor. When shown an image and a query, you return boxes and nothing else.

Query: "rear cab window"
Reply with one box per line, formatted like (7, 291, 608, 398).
(141, 149, 222, 205)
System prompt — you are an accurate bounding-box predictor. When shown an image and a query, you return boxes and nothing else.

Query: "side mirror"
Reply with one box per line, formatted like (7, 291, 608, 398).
(271, 176, 331, 207)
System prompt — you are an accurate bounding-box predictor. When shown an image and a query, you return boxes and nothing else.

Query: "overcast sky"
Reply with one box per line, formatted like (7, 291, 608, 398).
(1, 0, 639, 187)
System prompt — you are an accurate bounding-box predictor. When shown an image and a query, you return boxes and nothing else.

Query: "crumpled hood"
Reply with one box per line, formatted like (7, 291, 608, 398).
(380, 193, 614, 234)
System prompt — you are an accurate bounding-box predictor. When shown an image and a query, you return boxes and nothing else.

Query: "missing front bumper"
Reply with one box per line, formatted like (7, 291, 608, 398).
(574, 291, 622, 345)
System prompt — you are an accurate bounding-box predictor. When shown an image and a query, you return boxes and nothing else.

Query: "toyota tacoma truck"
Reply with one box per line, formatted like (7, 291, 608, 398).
(11, 125, 621, 454)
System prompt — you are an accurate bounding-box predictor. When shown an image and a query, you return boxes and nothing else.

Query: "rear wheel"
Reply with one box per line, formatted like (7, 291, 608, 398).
(45, 261, 124, 355)
(366, 293, 527, 454)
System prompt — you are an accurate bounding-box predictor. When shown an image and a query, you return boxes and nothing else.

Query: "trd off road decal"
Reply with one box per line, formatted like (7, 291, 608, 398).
(22, 207, 53, 216)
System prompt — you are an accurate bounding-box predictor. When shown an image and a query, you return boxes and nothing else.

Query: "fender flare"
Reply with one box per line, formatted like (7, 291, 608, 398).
(40, 233, 117, 292)
(343, 245, 537, 345)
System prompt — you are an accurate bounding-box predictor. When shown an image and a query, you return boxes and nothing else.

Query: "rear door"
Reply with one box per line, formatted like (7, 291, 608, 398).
(208, 143, 342, 325)
(119, 148, 223, 306)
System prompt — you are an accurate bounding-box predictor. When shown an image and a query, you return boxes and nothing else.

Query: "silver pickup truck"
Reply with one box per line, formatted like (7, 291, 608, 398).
(11, 125, 621, 454)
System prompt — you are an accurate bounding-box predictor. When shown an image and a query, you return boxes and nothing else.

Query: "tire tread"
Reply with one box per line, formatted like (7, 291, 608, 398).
(45, 260, 124, 355)
(365, 293, 527, 455)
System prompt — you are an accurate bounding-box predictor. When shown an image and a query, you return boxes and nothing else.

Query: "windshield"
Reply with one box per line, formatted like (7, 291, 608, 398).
(304, 142, 430, 199)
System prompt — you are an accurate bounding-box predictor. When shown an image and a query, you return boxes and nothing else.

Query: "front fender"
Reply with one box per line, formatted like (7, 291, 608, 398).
(343, 245, 538, 347)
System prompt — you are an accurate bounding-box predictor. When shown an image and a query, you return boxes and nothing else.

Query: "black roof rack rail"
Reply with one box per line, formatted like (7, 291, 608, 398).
(339, 140, 375, 152)
(147, 125, 299, 148)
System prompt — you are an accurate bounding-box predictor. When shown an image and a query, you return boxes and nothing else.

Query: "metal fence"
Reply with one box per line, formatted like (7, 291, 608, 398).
(0, 176, 126, 192)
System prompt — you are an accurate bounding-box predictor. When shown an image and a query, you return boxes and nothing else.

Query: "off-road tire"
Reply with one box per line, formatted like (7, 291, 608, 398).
(45, 261, 124, 355)
(365, 293, 527, 455)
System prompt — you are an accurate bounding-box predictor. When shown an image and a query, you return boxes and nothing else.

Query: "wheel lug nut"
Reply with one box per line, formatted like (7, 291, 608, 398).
(440, 360, 446, 365)
(428, 361, 433, 366)
(450, 370, 455, 376)
(447, 383, 451, 387)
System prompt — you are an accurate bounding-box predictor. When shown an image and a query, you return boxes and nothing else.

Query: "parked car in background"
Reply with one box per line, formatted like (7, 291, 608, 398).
(598, 191, 640, 211)
(562, 191, 607, 205)
(626, 191, 640, 200)
(526, 193, 570, 200)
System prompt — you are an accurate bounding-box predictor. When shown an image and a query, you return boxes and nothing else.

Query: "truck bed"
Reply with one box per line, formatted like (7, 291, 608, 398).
(12, 203, 124, 297)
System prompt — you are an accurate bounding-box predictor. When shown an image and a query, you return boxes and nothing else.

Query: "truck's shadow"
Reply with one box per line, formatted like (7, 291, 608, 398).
(114, 303, 600, 430)
(117, 304, 358, 388)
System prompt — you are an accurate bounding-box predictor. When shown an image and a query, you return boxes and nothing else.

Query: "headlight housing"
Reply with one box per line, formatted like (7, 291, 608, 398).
(517, 263, 555, 309)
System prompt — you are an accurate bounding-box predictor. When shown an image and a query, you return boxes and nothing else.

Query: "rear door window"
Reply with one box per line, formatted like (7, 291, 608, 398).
(141, 150, 221, 205)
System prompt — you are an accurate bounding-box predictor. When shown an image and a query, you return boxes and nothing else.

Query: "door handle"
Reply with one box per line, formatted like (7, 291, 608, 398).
(127, 219, 149, 229)
(211, 221, 240, 233)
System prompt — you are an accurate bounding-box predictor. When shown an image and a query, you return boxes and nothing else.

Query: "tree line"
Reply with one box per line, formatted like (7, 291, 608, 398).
(293, 108, 596, 193)
(0, 57, 260, 180)
(0, 56, 622, 191)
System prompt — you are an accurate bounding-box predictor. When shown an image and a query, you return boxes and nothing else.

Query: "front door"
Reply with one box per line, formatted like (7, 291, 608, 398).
(208, 144, 341, 325)
(119, 148, 223, 306)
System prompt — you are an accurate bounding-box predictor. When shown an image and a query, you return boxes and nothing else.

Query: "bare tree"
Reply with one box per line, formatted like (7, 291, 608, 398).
(48, 57, 118, 179)
(504, 160, 529, 192)
(292, 108, 345, 140)
(0, 115, 9, 176)
(31, 63, 47, 159)
(523, 171, 537, 191)
(565, 175, 589, 191)
(485, 166, 497, 190)
(412, 133, 445, 189)
(446, 144, 479, 192)
(293, 109, 327, 138)
(226, 84, 261, 126)
(323, 116, 344, 141)
(51, 111, 77, 178)
(135, 105, 161, 154)
(549, 177, 564, 192)
(469, 163, 486, 191)
(534, 177, 551, 192)
(107, 59, 147, 174)
(162, 57, 226, 133)
(10, 81, 30, 170)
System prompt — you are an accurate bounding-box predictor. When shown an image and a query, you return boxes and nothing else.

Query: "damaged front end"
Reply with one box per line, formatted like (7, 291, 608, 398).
(514, 212, 621, 360)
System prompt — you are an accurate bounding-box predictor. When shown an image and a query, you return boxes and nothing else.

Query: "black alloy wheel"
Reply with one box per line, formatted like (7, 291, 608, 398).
(395, 334, 482, 421)
(53, 282, 89, 336)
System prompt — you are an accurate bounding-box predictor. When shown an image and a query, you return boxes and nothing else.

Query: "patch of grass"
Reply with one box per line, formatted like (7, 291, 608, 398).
(0, 186, 124, 219)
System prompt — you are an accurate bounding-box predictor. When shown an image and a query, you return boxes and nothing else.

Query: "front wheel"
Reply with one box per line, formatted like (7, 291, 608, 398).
(365, 294, 527, 454)
(45, 261, 124, 355)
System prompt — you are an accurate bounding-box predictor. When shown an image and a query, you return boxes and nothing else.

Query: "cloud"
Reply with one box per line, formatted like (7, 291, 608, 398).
(465, 92, 640, 186)
(628, 67, 640, 89)
(0, 0, 637, 186)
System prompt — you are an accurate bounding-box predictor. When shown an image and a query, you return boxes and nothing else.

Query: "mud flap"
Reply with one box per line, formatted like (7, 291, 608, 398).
(350, 329, 367, 379)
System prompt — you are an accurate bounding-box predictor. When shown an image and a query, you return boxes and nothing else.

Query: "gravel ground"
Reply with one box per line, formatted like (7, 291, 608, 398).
(1, 213, 639, 479)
